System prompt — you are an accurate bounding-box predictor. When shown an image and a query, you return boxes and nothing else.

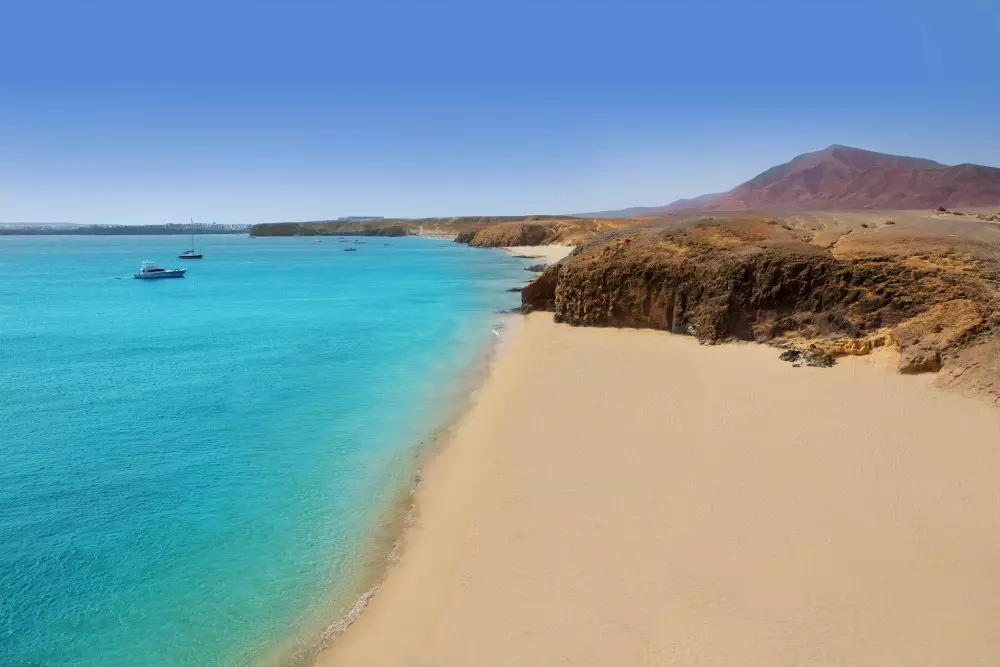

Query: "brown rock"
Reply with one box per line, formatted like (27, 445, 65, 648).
(521, 264, 561, 312)
(899, 349, 943, 374)
(522, 213, 1000, 394)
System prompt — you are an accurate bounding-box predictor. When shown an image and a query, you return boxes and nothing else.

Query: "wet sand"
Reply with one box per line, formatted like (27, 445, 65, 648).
(317, 312, 1000, 667)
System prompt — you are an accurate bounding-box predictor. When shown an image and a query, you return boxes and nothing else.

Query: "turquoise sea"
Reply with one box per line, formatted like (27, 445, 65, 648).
(0, 235, 527, 666)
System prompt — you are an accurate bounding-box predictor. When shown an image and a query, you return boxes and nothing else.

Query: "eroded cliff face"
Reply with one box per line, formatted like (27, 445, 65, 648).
(455, 222, 551, 246)
(455, 218, 638, 247)
(523, 214, 1000, 383)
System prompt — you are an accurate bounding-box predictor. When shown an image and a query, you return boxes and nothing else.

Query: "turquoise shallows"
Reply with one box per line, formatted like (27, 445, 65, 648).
(0, 235, 526, 666)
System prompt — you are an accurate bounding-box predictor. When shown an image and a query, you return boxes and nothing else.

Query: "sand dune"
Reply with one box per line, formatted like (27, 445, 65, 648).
(318, 313, 1000, 667)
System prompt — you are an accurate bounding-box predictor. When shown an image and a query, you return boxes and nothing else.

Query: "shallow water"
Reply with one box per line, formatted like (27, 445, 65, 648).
(0, 235, 527, 666)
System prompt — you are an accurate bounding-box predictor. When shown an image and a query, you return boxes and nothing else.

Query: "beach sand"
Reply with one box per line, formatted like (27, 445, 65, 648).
(503, 244, 575, 264)
(317, 312, 1000, 667)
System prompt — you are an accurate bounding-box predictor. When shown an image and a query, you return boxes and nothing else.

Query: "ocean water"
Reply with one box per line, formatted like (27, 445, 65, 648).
(0, 235, 528, 666)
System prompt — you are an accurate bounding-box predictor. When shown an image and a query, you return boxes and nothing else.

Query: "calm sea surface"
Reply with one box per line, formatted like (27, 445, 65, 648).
(0, 235, 527, 666)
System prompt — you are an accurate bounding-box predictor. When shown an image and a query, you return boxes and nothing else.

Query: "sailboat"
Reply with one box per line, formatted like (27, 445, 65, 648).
(178, 223, 203, 259)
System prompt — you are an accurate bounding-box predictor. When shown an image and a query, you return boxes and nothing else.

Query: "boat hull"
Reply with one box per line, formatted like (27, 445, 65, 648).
(177, 255, 203, 259)
(134, 271, 186, 279)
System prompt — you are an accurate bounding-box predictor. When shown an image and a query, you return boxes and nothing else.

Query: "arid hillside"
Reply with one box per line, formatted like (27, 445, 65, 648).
(523, 209, 1000, 400)
(590, 145, 1000, 216)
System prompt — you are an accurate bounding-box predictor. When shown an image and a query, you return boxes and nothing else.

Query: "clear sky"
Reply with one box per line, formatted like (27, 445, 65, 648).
(2, 0, 998, 223)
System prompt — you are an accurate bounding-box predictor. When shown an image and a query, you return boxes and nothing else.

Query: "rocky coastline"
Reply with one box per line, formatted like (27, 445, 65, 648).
(248, 215, 598, 239)
(519, 211, 1000, 399)
(250, 207, 1000, 399)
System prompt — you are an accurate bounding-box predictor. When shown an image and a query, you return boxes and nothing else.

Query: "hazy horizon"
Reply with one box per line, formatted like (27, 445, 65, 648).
(2, 0, 999, 224)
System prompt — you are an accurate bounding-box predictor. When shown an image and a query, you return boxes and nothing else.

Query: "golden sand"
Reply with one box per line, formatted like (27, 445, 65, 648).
(318, 313, 1000, 667)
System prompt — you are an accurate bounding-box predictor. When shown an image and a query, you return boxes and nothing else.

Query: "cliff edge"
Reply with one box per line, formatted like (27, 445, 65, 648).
(522, 210, 1000, 399)
(455, 218, 637, 247)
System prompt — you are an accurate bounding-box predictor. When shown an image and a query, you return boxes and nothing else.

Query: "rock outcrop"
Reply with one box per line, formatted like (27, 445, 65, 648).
(455, 222, 551, 247)
(521, 262, 562, 312)
(522, 213, 1000, 386)
(454, 217, 636, 247)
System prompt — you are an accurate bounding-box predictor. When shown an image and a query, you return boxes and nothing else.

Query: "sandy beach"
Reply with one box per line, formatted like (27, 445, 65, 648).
(318, 313, 1000, 667)
(503, 244, 575, 264)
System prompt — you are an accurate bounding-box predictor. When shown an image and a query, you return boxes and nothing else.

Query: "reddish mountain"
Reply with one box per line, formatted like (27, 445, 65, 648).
(588, 146, 1000, 216)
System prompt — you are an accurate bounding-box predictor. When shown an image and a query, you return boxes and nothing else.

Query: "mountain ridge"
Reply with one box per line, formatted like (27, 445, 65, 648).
(583, 145, 1000, 216)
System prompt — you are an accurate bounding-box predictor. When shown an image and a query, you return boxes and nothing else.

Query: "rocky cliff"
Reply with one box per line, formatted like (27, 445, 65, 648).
(455, 222, 552, 246)
(455, 218, 637, 247)
(523, 211, 1000, 391)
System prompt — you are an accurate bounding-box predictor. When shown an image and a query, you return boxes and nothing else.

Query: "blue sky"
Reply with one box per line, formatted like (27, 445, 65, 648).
(1, 0, 998, 223)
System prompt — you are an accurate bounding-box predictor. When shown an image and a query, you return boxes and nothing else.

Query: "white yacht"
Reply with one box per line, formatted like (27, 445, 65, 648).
(133, 261, 186, 279)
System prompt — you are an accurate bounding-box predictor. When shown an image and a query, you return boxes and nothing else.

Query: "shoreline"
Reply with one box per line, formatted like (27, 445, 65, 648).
(248, 239, 529, 667)
(259, 314, 526, 667)
(316, 312, 1000, 666)
(294, 242, 569, 654)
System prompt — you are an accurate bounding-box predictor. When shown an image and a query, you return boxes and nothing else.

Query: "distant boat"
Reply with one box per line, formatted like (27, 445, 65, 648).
(134, 261, 186, 279)
(344, 247, 357, 252)
(337, 239, 348, 243)
(178, 232, 203, 259)
(312, 239, 323, 243)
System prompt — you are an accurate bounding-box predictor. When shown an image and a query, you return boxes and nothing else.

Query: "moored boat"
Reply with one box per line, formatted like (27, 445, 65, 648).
(134, 261, 186, 279)
(178, 232, 203, 259)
